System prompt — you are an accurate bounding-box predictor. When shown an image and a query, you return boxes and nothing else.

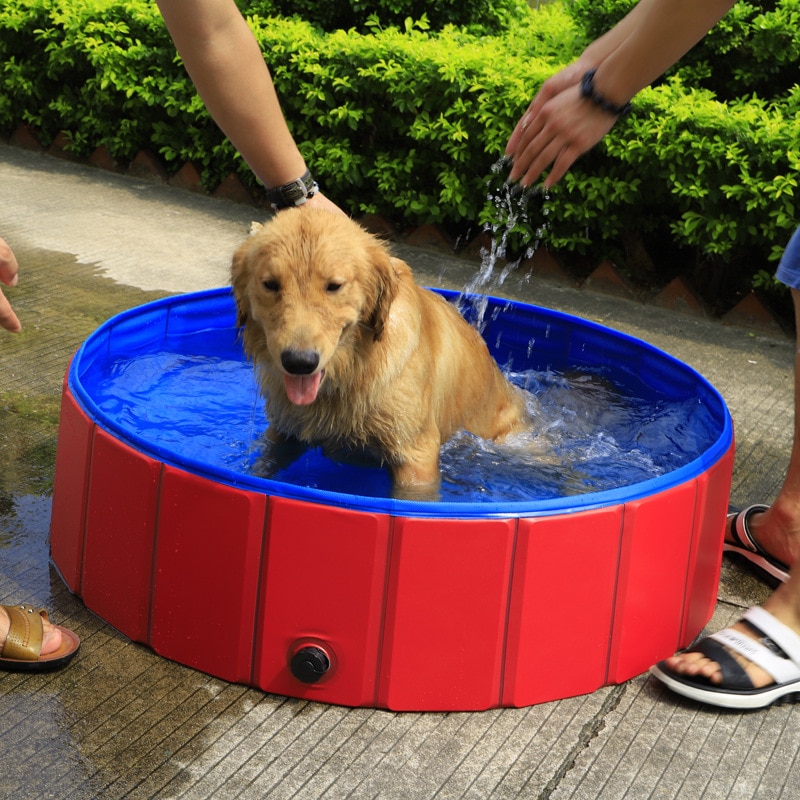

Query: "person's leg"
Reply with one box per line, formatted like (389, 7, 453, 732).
(661, 251, 800, 690)
(724, 284, 800, 571)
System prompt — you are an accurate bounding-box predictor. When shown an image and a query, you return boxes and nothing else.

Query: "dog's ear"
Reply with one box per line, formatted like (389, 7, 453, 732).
(230, 242, 252, 328)
(366, 248, 403, 341)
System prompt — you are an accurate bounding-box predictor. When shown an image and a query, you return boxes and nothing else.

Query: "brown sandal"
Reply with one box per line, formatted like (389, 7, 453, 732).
(0, 604, 80, 672)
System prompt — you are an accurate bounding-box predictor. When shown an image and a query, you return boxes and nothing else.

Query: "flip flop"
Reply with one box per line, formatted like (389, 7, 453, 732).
(650, 606, 800, 709)
(723, 504, 790, 583)
(0, 604, 81, 672)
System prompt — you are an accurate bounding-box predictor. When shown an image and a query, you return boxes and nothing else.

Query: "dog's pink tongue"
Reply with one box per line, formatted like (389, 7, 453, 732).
(284, 372, 322, 405)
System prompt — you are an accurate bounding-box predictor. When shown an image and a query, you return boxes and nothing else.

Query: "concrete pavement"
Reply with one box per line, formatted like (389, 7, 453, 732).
(0, 142, 797, 799)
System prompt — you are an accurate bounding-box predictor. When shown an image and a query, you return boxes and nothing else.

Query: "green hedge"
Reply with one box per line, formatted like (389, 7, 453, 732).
(0, 0, 575, 221)
(569, 0, 800, 102)
(242, 0, 532, 35)
(1, 0, 798, 298)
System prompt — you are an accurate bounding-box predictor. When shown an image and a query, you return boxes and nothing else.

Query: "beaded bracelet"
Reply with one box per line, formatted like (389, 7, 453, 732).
(580, 69, 632, 117)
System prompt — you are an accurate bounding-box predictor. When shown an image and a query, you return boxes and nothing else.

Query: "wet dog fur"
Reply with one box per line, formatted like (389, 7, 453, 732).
(231, 208, 530, 495)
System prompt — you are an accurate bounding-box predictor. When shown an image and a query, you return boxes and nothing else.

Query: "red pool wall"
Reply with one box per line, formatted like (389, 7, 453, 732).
(50, 384, 735, 712)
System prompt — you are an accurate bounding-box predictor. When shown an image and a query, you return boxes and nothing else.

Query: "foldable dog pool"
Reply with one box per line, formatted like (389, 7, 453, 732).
(50, 287, 734, 711)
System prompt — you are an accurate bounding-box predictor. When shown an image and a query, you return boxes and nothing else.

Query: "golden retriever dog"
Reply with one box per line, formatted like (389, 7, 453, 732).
(231, 208, 530, 495)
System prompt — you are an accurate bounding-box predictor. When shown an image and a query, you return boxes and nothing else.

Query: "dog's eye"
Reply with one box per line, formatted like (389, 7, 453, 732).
(326, 281, 343, 293)
(262, 279, 280, 293)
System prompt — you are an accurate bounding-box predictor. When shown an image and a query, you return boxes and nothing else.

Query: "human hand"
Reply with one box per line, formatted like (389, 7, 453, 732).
(505, 62, 619, 188)
(306, 190, 347, 216)
(0, 237, 21, 333)
(508, 59, 587, 147)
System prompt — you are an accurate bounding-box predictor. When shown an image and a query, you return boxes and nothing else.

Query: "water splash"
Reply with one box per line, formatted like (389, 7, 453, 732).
(460, 157, 551, 330)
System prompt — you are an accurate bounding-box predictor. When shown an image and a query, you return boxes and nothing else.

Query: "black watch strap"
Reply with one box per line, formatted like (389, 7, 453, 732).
(265, 169, 319, 209)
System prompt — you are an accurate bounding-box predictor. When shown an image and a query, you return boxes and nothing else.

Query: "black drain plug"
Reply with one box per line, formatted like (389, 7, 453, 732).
(290, 646, 331, 684)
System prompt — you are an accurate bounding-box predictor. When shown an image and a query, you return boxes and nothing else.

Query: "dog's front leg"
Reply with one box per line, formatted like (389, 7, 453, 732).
(254, 428, 308, 477)
(390, 435, 442, 500)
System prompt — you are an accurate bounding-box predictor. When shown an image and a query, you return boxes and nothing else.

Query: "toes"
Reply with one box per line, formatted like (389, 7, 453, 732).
(664, 621, 779, 689)
(665, 650, 710, 671)
(39, 616, 64, 657)
(664, 652, 723, 683)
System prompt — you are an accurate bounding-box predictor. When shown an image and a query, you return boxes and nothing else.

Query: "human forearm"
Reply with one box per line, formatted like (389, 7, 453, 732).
(155, 0, 306, 189)
(589, 0, 738, 107)
(576, 0, 660, 73)
(506, 0, 739, 187)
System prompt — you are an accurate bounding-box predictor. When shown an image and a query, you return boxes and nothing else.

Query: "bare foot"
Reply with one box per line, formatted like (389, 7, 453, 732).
(0, 605, 64, 657)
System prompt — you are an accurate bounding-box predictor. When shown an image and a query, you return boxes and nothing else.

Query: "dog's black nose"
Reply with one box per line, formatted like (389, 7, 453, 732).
(281, 349, 320, 375)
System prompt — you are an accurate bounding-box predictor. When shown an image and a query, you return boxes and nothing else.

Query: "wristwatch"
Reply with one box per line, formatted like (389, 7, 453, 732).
(265, 169, 319, 209)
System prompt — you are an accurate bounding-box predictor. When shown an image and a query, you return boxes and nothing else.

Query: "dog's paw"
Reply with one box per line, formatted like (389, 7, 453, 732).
(253, 432, 308, 477)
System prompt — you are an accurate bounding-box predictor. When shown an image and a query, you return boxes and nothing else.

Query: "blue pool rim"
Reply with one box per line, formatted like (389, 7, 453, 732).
(67, 287, 733, 520)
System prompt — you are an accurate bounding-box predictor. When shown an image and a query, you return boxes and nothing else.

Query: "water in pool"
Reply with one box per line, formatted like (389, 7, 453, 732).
(91, 345, 718, 503)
